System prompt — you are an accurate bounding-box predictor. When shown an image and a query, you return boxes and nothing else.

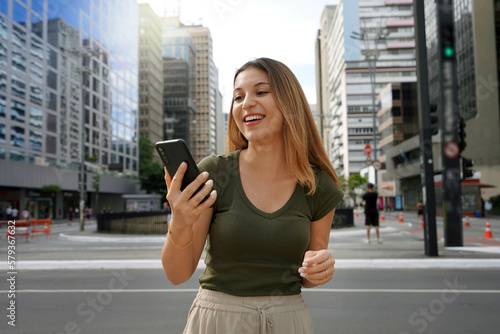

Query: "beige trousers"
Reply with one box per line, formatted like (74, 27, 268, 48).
(183, 288, 313, 334)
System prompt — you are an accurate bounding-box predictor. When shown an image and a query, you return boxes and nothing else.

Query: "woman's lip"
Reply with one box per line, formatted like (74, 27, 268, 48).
(243, 113, 265, 122)
(244, 117, 265, 126)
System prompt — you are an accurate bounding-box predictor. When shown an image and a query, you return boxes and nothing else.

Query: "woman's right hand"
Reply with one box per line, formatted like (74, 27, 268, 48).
(164, 163, 217, 231)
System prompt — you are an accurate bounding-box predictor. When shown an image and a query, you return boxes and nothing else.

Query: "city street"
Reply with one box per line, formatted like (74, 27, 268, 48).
(1, 214, 500, 333)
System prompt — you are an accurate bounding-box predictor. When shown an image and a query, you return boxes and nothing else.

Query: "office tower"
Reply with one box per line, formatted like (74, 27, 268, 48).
(317, 0, 416, 178)
(138, 3, 163, 146)
(186, 25, 219, 162)
(0, 0, 139, 218)
(161, 16, 196, 148)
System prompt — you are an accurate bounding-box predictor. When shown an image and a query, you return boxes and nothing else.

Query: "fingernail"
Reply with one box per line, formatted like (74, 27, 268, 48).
(180, 162, 187, 168)
(206, 179, 213, 186)
(211, 190, 217, 197)
(298, 268, 305, 274)
(202, 172, 209, 179)
(300, 273, 306, 278)
(302, 262, 309, 267)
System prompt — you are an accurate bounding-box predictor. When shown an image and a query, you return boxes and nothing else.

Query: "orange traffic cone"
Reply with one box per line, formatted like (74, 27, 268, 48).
(464, 216, 470, 228)
(399, 211, 404, 223)
(484, 220, 493, 239)
(381, 211, 385, 221)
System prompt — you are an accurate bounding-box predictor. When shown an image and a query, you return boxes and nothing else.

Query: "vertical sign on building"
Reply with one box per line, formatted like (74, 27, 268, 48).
(437, 0, 463, 246)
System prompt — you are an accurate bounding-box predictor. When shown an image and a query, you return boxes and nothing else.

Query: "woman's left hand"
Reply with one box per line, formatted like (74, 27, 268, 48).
(298, 249, 335, 286)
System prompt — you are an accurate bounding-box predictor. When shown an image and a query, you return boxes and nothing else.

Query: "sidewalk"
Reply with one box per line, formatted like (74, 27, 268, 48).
(2, 212, 500, 271)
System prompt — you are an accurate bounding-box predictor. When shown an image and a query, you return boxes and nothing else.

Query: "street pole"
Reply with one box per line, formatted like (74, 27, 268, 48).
(368, 55, 378, 186)
(437, 0, 463, 246)
(414, 0, 438, 256)
(68, 46, 100, 232)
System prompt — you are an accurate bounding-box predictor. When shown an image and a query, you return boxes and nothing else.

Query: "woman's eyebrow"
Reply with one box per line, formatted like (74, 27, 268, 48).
(233, 82, 270, 91)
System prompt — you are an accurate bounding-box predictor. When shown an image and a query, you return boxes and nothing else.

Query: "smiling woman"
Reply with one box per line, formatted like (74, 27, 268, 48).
(161, 58, 344, 333)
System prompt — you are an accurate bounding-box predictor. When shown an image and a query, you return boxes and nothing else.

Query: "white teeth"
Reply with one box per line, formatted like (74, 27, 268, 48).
(244, 115, 264, 122)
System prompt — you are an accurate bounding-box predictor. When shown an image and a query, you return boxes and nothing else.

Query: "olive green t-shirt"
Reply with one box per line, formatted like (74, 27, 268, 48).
(197, 150, 344, 297)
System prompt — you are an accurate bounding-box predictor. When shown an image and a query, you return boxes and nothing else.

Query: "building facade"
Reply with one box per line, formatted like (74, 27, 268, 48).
(0, 0, 140, 218)
(317, 0, 416, 177)
(186, 25, 219, 163)
(161, 17, 196, 148)
(138, 4, 163, 148)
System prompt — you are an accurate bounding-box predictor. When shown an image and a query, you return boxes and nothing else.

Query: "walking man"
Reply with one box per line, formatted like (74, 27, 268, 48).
(362, 183, 381, 244)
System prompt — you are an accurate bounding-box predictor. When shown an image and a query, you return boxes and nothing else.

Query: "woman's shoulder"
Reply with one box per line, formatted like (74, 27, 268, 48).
(198, 150, 240, 176)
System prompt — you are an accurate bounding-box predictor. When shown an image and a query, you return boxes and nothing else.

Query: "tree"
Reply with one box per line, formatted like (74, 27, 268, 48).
(139, 136, 167, 196)
(339, 174, 368, 207)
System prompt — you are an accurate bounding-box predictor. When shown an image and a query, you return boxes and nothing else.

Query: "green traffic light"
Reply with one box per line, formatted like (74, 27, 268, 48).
(444, 46, 454, 58)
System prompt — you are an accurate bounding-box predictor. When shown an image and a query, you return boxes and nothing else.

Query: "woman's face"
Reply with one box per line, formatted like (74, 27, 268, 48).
(232, 67, 284, 145)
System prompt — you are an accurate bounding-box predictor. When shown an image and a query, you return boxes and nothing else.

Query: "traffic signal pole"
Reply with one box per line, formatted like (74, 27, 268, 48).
(414, 1, 438, 256)
(437, 0, 463, 246)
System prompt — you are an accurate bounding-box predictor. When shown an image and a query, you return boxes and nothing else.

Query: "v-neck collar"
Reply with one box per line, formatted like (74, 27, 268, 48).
(234, 149, 301, 220)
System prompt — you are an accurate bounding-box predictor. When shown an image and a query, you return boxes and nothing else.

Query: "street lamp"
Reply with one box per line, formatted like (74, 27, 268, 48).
(67, 46, 101, 231)
(351, 27, 391, 186)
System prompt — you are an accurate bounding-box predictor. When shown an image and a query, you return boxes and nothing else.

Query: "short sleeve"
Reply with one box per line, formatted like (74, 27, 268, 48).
(310, 169, 344, 221)
(197, 155, 219, 191)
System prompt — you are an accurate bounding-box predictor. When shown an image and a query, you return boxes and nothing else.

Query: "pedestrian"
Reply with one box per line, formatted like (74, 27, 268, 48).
(11, 207, 19, 220)
(362, 183, 381, 244)
(417, 201, 424, 226)
(68, 207, 73, 226)
(21, 208, 30, 220)
(6, 205, 12, 220)
(161, 58, 344, 333)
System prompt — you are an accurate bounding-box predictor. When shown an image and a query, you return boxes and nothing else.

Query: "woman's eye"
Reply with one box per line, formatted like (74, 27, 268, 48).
(257, 91, 268, 96)
(234, 96, 242, 101)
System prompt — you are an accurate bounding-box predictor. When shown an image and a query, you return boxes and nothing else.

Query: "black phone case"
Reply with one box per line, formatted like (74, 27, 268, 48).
(155, 139, 209, 203)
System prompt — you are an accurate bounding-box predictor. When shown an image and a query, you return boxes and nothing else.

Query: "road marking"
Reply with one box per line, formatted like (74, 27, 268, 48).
(1, 288, 499, 294)
(2, 258, 500, 270)
(58, 233, 166, 243)
(447, 246, 500, 254)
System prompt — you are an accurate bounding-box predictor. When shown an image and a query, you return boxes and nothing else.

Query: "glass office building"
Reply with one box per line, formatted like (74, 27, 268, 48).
(0, 0, 139, 218)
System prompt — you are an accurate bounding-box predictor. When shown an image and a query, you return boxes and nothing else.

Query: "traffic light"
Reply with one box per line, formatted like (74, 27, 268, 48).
(439, 10, 455, 60)
(458, 118, 466, 153)
(462, 157, 474, 179)
(430, 104, 439, 136)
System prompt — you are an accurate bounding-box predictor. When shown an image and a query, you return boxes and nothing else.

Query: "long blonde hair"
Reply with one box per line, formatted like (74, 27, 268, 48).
(226, 58, 341, 194)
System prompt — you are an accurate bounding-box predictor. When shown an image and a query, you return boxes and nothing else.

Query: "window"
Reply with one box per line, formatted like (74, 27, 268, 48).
(30, 106, 43, 127)
(0, 121, 5, 143)
(46, 135, 56, 154)
(11, 100, 25, 123)
(0, 95, 5, 117)
(29, 130, 42, 151)
(11, 125, 25, 148)
(11, 75, 26, 99)
(47, 113, 57, 132)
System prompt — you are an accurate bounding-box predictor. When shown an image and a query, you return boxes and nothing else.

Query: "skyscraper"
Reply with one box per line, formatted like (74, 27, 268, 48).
(0, 0, 140, 218)
(138, 3, 163, 147)
(317, 0, 416, 177)
(186, 25, 219, 162)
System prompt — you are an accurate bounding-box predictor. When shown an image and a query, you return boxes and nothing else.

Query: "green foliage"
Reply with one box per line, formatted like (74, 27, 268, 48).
(40, 185, 62, 194)
(489, 195, 500, 211)
(139, 136, 167, 195)
(339, 174, 368, 206)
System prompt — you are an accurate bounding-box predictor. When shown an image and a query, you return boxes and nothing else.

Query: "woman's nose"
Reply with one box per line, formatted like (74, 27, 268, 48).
(242, 95, 256, 110)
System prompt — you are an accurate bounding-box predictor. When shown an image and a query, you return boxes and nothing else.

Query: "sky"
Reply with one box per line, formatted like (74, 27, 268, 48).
(139, 0, 339, 111)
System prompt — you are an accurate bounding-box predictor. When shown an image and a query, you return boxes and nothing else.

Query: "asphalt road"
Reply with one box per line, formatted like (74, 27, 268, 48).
(2, 268, 500, 334)
(1, 216, 500, 333)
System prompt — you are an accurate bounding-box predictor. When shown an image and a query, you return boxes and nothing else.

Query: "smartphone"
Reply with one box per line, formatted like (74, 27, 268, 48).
(155, 139, 209, 203)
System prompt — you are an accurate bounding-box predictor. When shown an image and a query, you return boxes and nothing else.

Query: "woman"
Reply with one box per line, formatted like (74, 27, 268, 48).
(161, 58, 344, 333)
